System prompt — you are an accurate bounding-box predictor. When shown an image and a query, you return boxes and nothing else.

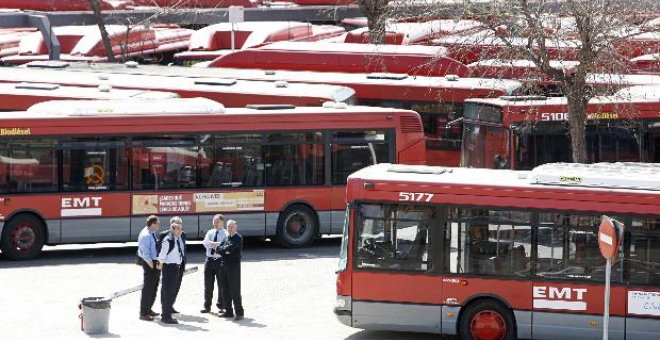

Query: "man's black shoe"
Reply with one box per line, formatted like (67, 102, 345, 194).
(139, 314, 154, 321)
(162, 318, 179, 324)
(219, 312, 235, 318)
(234, 315, 244, 321)
(200, 308, 211, 313)
(148, 310, 160, 317)
(172, 308, 180, 314)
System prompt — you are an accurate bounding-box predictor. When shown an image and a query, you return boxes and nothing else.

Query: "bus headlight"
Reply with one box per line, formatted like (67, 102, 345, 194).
(335, 295, 351, 309)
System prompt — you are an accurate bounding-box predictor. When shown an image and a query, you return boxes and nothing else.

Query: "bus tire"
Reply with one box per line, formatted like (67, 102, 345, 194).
(459, 299, 516, 340)
(275, 205, 318, 248)
(0, 214, 46, 260)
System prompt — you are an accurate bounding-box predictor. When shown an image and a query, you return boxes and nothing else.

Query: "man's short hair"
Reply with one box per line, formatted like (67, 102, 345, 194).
(170, 223, 183, 230)
(170, 216, 183, 225)
(226, 219, 237, 227)
(213, 214, 225, 223)
(147, 215, 159, 226)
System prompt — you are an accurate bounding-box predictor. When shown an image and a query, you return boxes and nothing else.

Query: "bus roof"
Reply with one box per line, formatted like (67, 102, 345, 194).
(203, 41, 468, 76)
(0, 82, 177, 100)
(349, 162, 660, 195)
(232, 41, 448, 54)
(0, 99, 423, 136)
(0, 66, 356, 106)
(174, 22, 345, 61)
(466, 85, 660, 107)
(24, 61, 521, 102)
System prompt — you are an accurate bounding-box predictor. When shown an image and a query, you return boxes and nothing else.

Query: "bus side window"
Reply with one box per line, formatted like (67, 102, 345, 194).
(629, 218, 660, 285)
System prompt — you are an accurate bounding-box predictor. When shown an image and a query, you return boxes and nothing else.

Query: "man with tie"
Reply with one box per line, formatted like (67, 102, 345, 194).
(201, 214, 228, 313)
(157, 221, 185, 324)
(162, 216, 187, 314)
(137, 215, 161, 321)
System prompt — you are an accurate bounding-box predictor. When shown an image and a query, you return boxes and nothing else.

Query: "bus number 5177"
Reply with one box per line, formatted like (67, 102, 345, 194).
(398, 192, 434, 202)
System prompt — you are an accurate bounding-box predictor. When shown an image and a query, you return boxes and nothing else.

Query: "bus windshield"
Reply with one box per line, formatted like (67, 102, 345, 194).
(462, 122, 510, 169)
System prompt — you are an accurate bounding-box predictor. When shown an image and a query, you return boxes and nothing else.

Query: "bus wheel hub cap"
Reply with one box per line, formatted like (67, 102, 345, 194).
(471, 310, 506, 340)
(11, 224, 35, 250)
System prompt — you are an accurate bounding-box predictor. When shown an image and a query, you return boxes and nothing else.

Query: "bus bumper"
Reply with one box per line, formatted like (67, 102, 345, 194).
(334, 295, 352, 326)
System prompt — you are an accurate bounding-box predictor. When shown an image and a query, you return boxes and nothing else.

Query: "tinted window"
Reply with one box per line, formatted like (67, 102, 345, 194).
(356, 204, 433, 272)
(0, 139, 58, 193)
(445, 208, 532, 277)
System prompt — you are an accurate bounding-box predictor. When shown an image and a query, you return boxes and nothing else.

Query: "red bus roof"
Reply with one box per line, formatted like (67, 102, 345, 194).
(0, 82, 177, 110)
(0, 28, 36, 58)
(5, 99, 423, 147)
(0, 0, 131, 10)
(131, 0, 260, 8)
(347, 163, 660, 214)
(24, 61, 521, 103)
(465, 86, 660, 125)
(630, 53, 660, 74)
(344, 19, 482, 45)
(174, 22, 345, 61)
(0, 66, 356, 106)
(1, 25, 192, 65)
(205, 41, 469, 77)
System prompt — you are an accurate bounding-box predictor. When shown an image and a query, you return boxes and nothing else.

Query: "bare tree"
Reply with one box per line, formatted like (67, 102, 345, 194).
(358, 0, 391, 43)
(87, 0, 116, 62)
(455, 0, 660, 162)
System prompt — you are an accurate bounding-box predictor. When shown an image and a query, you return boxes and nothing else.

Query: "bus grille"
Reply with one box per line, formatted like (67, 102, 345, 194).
(400, 115, 423, 133)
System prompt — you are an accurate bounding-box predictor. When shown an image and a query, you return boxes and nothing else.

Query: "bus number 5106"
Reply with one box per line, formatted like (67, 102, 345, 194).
(398, 192, 434, 202)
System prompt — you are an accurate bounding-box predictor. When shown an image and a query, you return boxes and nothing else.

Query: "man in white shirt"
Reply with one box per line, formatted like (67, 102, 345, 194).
(201, 214, 228, 313)
(157, 222, 184, 324)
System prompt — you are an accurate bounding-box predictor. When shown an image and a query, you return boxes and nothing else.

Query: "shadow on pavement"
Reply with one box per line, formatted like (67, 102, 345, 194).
(345, 330, 457, 340)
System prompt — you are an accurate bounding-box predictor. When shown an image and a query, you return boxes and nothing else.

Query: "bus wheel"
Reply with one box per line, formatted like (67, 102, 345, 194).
(459, 300, 516, 340)
(0, 214, 45, 260)
(276, 205, 318, 248)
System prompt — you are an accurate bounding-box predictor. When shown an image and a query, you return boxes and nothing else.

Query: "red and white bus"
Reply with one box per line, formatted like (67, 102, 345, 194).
(1, 25, 192, 65)
(0, 82, 177, 111)
(28, 61, 520, 166)
(0, 65, 356, 107)
(335, 162, 660, 340)
(343, 19, 482, 45)
(467, 59, 660, 95)
(461, 86, 660, 170)
(204, 41, 469, 77)
(174, 22, 345, 64)
(0, 97, 425, 260)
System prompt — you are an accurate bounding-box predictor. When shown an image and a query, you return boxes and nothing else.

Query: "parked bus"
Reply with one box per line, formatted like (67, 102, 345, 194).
(26, 61, 519, 166)
(0, 98, 425, 260)
(0, 66, 356, 107)
(461, 86, 660, 170)
(335, 162, 660, 340)
(1, 25, 192, 65)
(204, 41, 469, 77)
(0, 82, 177, 111)
(343, 19, 482, 45)
(173, 22, 345, 64)
(467, 59, 660, 95)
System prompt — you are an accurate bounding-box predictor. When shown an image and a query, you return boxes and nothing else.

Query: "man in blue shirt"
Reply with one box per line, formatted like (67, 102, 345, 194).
(137, 215, 161, 321)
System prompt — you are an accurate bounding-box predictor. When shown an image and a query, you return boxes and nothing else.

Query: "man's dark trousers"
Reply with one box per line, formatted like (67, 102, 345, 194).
(204, 258, 223, 310)
(221, 261, 243, 316)
(161, 264, 180, 320)
(140, 262, 159, 315)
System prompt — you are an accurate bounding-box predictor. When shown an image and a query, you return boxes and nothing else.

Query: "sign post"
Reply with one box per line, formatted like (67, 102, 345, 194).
(598, 216, 623, 340)
(228, 6, 244, 51)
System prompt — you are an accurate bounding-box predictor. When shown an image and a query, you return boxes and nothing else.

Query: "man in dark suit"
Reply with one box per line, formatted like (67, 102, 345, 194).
(219, 219, 244, 320)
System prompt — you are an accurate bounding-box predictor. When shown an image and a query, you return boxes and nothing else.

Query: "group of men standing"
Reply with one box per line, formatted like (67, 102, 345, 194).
(136, 213, 244, 325)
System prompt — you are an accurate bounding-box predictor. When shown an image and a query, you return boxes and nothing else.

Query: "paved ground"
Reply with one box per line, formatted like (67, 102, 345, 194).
(0, 237, 448, 340)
